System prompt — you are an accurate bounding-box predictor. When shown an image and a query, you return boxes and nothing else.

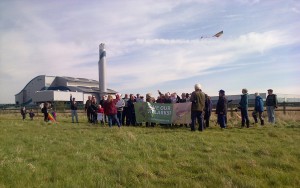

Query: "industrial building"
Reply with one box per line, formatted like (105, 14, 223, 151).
(15, 75, 117, 105)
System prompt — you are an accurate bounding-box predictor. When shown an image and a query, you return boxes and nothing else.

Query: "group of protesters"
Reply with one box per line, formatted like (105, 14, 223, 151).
(73, 84, 277, 131)
(21, 84, 278, 131)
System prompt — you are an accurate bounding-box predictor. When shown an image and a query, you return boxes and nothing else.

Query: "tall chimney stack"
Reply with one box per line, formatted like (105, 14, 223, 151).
(98, 43, 107, 96)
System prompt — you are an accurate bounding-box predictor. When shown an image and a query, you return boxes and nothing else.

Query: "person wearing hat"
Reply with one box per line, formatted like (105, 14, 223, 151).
(190, 84, 205, 131)
(239, 88, 250, 128)
(216, 90, 227, 129)
(266, 89, 278, 124)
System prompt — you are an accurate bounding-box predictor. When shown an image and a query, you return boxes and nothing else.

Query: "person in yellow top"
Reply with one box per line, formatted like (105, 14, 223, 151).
(190, 84, 206, 131)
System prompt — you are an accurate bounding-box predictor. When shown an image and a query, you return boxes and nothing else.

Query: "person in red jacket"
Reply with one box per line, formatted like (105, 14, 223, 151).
(104, 95, 121, 128)
(97, 104, 104, 126)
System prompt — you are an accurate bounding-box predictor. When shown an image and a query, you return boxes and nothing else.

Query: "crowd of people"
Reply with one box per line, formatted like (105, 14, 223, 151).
(71, 85, 278, 131)
(20, 85, 278, 131)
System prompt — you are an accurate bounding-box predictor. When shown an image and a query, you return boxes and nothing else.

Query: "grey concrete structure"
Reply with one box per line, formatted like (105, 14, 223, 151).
(98, 43, 107, 96)
(15, 75, 117, 105)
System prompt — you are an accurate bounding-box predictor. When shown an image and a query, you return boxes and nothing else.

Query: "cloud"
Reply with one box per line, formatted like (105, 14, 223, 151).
(106, 30, 298, 93)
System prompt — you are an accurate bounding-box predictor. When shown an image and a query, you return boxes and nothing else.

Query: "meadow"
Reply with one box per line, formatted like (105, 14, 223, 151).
(0, 112, 299, 188)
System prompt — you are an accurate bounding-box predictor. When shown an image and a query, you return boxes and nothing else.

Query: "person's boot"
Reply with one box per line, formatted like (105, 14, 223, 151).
(261, 120, 264, 126)
(246, 120, 250, 128)
(241, 121, 245, 128)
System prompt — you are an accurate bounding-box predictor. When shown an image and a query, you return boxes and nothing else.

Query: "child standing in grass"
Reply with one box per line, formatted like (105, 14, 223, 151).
(97, 105, 104, 126)
(29, 109, 35, 120)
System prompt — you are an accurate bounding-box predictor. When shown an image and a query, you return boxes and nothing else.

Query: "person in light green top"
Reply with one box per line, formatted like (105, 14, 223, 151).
(190, 84, 205, 131)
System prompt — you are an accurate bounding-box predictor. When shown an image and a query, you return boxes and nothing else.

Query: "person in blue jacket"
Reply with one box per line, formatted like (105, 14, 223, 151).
(239, 88, 250, 128)
(252, 92, 264, 125)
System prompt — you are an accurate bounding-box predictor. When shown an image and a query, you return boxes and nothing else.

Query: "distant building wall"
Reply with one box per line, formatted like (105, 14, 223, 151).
(15, 75, 117, 105)
(15, 75, 48, 105)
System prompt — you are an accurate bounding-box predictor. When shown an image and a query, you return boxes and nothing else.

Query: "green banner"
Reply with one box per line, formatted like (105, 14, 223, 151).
(134, 102, 191, 124)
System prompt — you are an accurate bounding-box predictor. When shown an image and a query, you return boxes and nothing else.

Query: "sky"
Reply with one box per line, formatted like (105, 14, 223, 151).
(0, 0, 300, 103)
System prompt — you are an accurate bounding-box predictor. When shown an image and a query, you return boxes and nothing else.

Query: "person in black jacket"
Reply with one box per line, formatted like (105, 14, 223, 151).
(266, 89, 278, 124)
(85, 96, 92, 123)
(126, 94, 136, 126)
(90, 96, 98, 124)
(42, 102, 49, 122)
(204, 94, 212, 128)
(70, 94, 78, 123)
(216, 90, 227, 129)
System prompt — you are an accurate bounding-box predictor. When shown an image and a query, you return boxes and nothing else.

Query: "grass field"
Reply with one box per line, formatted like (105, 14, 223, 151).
(0, 113, 299, 188)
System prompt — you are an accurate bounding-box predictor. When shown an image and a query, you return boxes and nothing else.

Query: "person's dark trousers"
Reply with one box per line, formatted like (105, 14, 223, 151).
(126, 110, 131, 126)
(146, 122, 155, 127)
(44, 112, 48, 122)
(126, 111, 136, 126)
(253, 111, 258, 123)
(191, 111, 204, 131)
(253, 111, 264, 125)
(87, 109, 91, 123)
(217, 114, 226, 128)
(241, 108, 250, 128)
(117, 111, 123, 126)
(204, 114, 210, 128)
(122, 107, 128, 125)
(93, 112, 97, 124)
(131, 113, 136, 126)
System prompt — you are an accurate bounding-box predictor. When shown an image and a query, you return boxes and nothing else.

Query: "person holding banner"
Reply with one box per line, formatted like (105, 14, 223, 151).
(190, 84, 205, 131)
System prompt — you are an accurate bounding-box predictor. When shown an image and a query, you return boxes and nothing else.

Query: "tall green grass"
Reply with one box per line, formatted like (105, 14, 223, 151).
(0, 113, 299, 187)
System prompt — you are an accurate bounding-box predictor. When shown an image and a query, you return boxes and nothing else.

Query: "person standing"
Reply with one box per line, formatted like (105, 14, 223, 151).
(97, 105, 105, 126)
(122, 94, 129, 125)
(29, 109, 35, 120)
(85, 96, 92, 123)
(104, 95, 121, 128)
(252, 92, 264, 125)
(266, 89, 278, 124)
(70, 94, 79, 123)
(42, 102, 49, 122)
(239, 88, 250, 128)
(20, 106, 26, 120)
(126, 94, 136, 126)
(90, 97, 98, 124)
(99, 95, 107, 123)
(115, 94, 125, 126)
(190, 84, 205, 131)
(216, 90, 227, 129)
(204, 94, 213, 128)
